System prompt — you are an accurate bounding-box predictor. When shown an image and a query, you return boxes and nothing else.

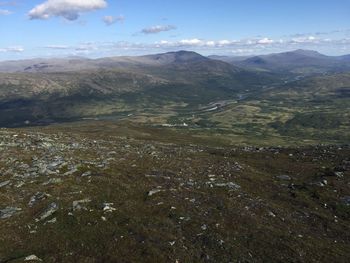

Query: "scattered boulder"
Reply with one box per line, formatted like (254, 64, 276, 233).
(42, 178, 63, 185)
(102, 203, 116, 213)
(335, 160, 350, 172)
(334, 172, 344, 178)
(0, 180, 11, 188)
(73, 199, 91, 211)
(215, 182, 241, 190)
(0, 207, 22, 219)
(24, 255, 42, 261)
(36, 202, 59, 222)
(313, 179, 328, 187)
(63, 167, 79, 176)
(276, 175, 291, 181)
(340, 196, 350, 206)
(148, 189, 163, 196)
(28, 192, 50, 207)
(81, 171, 92, 177)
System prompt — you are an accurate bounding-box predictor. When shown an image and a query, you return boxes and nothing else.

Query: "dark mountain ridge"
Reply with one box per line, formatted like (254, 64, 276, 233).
(0, 51, 275, 127)
(213, 49, 350, 74)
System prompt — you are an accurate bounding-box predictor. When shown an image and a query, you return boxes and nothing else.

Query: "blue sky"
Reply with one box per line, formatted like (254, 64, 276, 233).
(0, 0, 349, 60)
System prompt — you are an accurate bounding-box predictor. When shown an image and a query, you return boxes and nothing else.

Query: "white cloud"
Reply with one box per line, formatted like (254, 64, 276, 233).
(8, 33, 349, 59)
(45, 45, 70, 49)
(103, 15, 125, 26)
(206, 41, 215, 47)
(44, 37, 350, 57)
(141, 25, 176, 34)
(28, 0, 107, 20)
(257, 38, 274, 44)
(157, 39, 245, 49)
(0, 46, 24, 52)
(291, 36, 317, 43)
(218, 40, 232, 46)
(179, 38, 203, 46)
(0, 9, 12, 15)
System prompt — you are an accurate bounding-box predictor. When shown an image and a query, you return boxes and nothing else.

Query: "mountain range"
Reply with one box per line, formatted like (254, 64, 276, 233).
(210, 49, 350, 74)
(0, 49, 349, 136)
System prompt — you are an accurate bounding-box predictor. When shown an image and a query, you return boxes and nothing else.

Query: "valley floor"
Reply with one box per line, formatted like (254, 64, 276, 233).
(0, 122, 349, 262)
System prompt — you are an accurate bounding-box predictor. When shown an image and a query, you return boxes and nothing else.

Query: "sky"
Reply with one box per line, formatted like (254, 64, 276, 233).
(0, 0, 349, 60)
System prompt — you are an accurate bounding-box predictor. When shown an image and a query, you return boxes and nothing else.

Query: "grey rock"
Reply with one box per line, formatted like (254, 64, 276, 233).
(215, 182, 241, 190)
(81, 171, 92, 177)
(73, 199, 91, 211)
(0, 180, 11, 188)
(102, 202, 116, 213)
(24, 255, 42, 261)
(277, 175, 292, 181)
(335, 171, 344, 178)
(45, 217, 57, 224)
(47, 159, 64, 170)
(0, 207, 22, 219)
(340, 196, 350, 206)
(313, 179, 328, 187)
(36, 202, 59, 222)
(28, 192, 50, 207)
(63, 167, 79, 176)
(15, 181, 25, 188)
(42, 178, 63, 185)
(148, 189, 163, 196)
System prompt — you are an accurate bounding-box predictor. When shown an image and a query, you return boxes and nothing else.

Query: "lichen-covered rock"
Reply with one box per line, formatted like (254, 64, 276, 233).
(0, 207, 22, 219)
(36, 202, 59, 222)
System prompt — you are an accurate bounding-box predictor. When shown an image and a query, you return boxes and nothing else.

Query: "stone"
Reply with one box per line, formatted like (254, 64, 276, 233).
(340, 196, 350, 206)
(0, 207, 22, 219)
(28, 192, 50, 207)
(16, 181, 25, 188)
(277, 175, 291, 181)
(42, 178, 63, 185)
(63, 167, 79, 176)
(46, 217, 57, 224)
(103, 203, 116, 213)
(24, 255, 42, 261)
(36, 202, 59, 222)
(0, 180, 11, 188)
(148, 189, 163, 196)
(268, 211, 276, 217)
(335, 172, 344, 178)
(81, 171, 92, 177)
(215, 182, 241, 190)
(73, 199, 91, 211)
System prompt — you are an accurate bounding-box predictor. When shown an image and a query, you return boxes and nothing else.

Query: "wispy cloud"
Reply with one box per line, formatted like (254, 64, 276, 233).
(0, 8, 12, 15)
(288, 29, 350, 38)
(0, 1, 17, 6)
(141, 25, 176, 34)
(103, 15, 125, 26)
(257, 38, 274, 44)
(44, 45, 70, 50)
(20, 34, 350, 58)
(28, 0, 107, 20)
(290, 36, 317, 43)
(0, 46, 24, 52)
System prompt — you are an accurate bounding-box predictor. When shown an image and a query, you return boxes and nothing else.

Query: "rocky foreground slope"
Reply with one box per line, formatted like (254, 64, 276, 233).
(0, 123, 349, 262)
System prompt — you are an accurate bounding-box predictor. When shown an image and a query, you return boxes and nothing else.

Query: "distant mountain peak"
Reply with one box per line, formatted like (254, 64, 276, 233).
(167, 50, 204, 56)
(289, 49, 325, 57)
(138, 50, 209, 66)
(245, 56, 267, 65)
(154, 50, 207, 63)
